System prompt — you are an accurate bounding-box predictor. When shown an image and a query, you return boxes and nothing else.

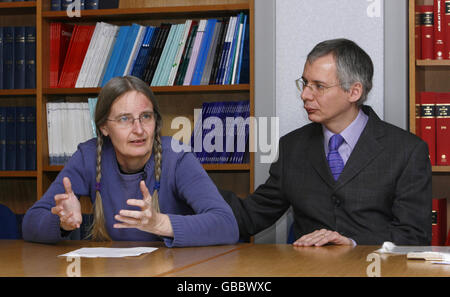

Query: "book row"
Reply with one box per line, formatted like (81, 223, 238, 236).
(191, 100, 250, 164)
(415, 92, 450, 166)
(50, 12, 249, 88)
(0, 26, 36, 90)
(415, 1, 450, 60)
(50, 0, 119, 10)
(46, 101, 96, 165)
(46, 98, 249, 165)
(0, 106, 36, 171)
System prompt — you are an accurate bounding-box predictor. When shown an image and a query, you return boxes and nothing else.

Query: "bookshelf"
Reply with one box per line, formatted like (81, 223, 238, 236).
(409, 0, 450, 234)
(0, 1, 38, 214)
(0, 0, 254, 216)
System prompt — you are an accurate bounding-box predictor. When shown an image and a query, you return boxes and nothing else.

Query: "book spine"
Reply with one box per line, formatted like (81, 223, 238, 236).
(0, 108, 6, 170)
(145, 24, 170, 84)
(434, 0, 446, 59)
(445, 1, 450, 59)
(420, 5, 434, 59)
(432, 198, 447, 246)
(415, 6, 422, 61)
(85, 0, 98, 10)
(51, 0, 61, 11)
(436, 93, 450, 165)
(16, 107, 27, 170)
(0, 27, 3, 89)
(101, 25, 129, 87)
(98, 0, 119, 9)
(151, 24, 176, 86)
(25, 106, 36, 170)
(209, 18, 228, 85)
(415, 92, 421, 138)
(174, 23, 198, 86)
(3, 27, 15, 89)
(25, 26, 36, 89)
(5, 107, 16, 170)
(238, 19, 250, 84)
(14, 27, 26, 89)
(419, 92, 437, 165)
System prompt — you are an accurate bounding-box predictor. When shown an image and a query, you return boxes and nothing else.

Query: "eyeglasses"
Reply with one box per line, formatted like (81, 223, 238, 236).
(295, 77, 342, 96)
(107, 111, 155, 129)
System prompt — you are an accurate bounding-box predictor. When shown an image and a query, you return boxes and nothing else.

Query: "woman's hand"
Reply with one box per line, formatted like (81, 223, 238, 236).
(51, 177, 82, 231)
(114, 180, 174, 238)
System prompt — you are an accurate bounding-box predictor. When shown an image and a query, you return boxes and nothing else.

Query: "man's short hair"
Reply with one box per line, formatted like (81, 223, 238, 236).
(306, 38, 373, 105)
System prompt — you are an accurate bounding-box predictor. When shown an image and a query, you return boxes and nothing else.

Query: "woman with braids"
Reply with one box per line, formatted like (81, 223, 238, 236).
(22, 76, 239, 247)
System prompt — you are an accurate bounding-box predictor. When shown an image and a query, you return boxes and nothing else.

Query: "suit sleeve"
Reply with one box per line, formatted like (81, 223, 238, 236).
(352, 140, 432, 245)
(221, 139, 291, 239)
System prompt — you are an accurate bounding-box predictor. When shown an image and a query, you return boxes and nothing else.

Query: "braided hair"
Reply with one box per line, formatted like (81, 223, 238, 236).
(89, 76, 163, 241)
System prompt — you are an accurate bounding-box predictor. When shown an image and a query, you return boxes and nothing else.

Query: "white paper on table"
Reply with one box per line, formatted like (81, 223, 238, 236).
(375, 242, 450, 265)
(58, 247, 158, 258)
(375, 242, 450, 255)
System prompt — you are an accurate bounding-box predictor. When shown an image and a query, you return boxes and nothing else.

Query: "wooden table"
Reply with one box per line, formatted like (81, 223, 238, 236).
(0, 240, 247, 277)
(1, 240, 450, 277)
(165, 244, 450, 277)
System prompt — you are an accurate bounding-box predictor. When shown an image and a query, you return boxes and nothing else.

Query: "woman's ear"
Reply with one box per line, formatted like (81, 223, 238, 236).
(347, 82, 363, 104)
(99, 125, 109, 137)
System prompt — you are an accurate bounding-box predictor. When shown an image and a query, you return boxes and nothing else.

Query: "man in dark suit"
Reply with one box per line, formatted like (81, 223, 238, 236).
(222, 38, 432, 246)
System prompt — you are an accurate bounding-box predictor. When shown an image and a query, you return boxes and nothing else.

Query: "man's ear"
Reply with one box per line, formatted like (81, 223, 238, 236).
(347, 82, 363, 103)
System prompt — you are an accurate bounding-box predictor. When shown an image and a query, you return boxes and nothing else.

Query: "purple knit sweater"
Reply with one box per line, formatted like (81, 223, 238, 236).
(22, 137, 239, 247)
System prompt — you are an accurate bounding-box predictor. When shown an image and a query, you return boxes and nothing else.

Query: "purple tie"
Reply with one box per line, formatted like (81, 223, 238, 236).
(327, 134, 345, 180)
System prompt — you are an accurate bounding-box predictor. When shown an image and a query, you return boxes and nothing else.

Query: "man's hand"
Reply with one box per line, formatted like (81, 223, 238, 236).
(51, 177, 82, 231)
(293, 229, 354, 247)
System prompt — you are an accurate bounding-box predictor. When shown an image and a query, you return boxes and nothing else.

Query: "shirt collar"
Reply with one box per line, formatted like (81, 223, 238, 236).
(322, 108, 369, 150)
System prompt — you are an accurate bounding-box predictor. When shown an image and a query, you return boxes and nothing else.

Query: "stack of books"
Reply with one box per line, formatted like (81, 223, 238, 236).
(416, 92, 450, 166)
(49, 12, 249, 88)
(46, 100, 96, 165)
(191, 100, 250, 164)
(0, 26, 36, 90)
(0, 106, 36, 171)
(415, 1, 450, 60)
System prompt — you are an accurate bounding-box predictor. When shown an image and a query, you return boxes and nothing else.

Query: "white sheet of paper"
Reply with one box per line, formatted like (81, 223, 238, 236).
(375, 242, 450, 255)
(59, 247, 158, 258)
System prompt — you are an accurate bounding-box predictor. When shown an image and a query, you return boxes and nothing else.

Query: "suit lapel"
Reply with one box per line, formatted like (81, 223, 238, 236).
(334, 106, 385, 190)
(306, 124, 336, 188)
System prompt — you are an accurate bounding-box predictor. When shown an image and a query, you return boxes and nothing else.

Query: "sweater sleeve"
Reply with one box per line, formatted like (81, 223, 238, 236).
(164, 153, 239, 247)
(22, 145, 92, 243)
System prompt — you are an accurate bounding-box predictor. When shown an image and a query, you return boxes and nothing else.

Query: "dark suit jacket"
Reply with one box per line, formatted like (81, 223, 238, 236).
(222, 106, 432, 245)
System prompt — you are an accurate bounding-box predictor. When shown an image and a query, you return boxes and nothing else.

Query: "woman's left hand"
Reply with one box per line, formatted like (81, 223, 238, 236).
(113, 180, 174, 237)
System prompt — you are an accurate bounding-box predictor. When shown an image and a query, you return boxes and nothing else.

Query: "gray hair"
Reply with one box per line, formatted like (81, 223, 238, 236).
(306, 38, 373, 105)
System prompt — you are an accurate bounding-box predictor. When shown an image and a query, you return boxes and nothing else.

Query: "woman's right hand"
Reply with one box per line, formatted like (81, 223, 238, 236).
(51, 177, 82, 231)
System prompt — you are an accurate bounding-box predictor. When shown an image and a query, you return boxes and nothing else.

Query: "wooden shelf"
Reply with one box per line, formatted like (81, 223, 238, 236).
(0, 171, 37, 178)
(42, 4, 249, 20)
(432, 166, 450, 173)
(416, 60, 450, 67)
(0, 1, 36, 15)
(0, 89, 37, 96)
(43, 84, 250, 95)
